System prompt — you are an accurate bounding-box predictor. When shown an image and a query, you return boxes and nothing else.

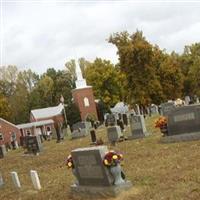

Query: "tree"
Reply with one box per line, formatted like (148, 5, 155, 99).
(0, 94, 11, 120)
(158, 52, 184, 100)
(85, 58, 124, 107)
(180, 43, 200, 96)
(109, 30, 164, 105)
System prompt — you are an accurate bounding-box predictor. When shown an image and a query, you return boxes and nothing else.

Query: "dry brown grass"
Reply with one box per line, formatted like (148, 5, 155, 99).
(0, 115, 200, 200)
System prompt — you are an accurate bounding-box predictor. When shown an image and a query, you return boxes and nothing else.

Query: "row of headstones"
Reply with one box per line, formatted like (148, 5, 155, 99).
(106, 114, 149, 144)
(0, 170, 41, 190)
(0, 135, 44, 159)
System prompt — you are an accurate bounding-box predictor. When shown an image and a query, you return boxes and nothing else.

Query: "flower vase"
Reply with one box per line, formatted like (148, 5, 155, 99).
(110, 164, 125, 185)
(72, 168, 79, 185)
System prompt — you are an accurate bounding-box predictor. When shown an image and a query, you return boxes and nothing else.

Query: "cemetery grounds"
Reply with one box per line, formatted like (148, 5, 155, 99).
(0, 115, 200, 200)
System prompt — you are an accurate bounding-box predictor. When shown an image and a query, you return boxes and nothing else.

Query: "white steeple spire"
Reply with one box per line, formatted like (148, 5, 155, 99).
(75, 60, 87, 89)
(75, 60, 83, 80)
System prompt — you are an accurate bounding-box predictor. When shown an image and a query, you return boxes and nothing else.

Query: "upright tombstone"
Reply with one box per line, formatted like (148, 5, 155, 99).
(161, 104, 200, 143)
(107, 126, 122, 144)
(26, 135, 43, 155)
(185, 96, 191, 105)
(90, 129, 97, 143)
(70, 146, 132, 197)
(150, 104, 159, 115)
(30, 170, 41, 190)
(0, 145, 7, 159)
(128, 115, 149, 139)
(160, 102, 175, 116)
(11, 172, 21, 188)
(0, 172, 4, 187)
(105, 114, 116, 126)
(71, 121, 91, 139)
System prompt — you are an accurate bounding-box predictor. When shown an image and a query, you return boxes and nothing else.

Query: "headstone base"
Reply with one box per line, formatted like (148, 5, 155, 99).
(70, 181, 132, 198)
(128, 132, 149, 140)
(160, 132, 200, 143)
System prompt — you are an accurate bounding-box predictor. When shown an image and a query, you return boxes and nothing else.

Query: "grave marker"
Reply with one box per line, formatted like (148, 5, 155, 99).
(11, 172, 21, 188)
(30, 170, 41, 190)
(70, 146, 132, 197)
(128, 115, 149, 139)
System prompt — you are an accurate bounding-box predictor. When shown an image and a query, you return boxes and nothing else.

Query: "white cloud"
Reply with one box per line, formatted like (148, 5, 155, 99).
(1, 1, 200, 73)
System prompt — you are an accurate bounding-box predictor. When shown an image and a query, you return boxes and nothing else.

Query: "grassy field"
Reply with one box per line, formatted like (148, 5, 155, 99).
(0, 115, 200, 200)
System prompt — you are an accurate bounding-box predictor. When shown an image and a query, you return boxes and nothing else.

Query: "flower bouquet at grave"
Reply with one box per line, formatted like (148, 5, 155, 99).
(65, 154, 79, 185)
(103, 151, 125, 184)
(65, 154, 74, 169)
(155, 116, 168, 135)
(103, 151, 123, 167)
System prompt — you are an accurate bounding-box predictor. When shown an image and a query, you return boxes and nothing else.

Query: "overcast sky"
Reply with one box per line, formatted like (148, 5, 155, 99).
(1, 0, 200, 74)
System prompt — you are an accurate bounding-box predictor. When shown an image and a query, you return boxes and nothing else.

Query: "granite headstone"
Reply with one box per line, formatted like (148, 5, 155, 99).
(70, 146, 132, 197)
(128, 115, 149, 139)
(107, 126, 122, 143)
(160, 102, 175, 116)
(26, 135, 43, 154)
(168, 104, 200, 136)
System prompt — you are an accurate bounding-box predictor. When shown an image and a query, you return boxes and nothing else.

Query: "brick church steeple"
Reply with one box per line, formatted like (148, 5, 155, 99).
(72, 60, 98, 121)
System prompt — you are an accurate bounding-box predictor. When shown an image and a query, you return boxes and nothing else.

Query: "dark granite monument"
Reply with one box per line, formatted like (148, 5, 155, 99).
(90, 129, 97, 143)
(26, 135, 43, 154)
(161, 104, 200, 143)
(128, 115, 149, 139)
(70, 146, 132, 197)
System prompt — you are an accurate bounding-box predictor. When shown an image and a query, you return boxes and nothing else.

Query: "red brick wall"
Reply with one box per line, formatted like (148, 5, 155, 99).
(72, 87, 98, 121)
(0, 118, 21, 146)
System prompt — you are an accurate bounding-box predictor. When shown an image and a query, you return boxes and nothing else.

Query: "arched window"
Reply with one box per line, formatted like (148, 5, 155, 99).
(84, 97, 90, 107)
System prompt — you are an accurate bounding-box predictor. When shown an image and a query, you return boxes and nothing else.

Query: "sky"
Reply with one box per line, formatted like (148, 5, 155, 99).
(1, 0, 200, 74)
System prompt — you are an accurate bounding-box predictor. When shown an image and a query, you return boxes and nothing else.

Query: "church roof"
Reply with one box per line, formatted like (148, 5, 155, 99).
(31, 103, 64, 120)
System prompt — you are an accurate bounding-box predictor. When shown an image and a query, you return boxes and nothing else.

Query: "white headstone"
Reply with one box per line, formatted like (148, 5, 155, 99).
(30, 170, 41, 190)
(11, 171, 21, 188)
(0, 172, 4, 187)
(14, 141, 19, 149)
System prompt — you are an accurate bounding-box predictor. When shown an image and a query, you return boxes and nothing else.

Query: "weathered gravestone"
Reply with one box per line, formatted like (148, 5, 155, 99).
(70, 146, 132, 197)
(128, 115, 149, 139)
(0, 172, 4, 187)
(160, 102, 175, 116)
(71, 122, 91, 139)
(161, 104, 200, 143)
(150, 104, 159, 115)
(0, 145, 7, 159)
(105, 114, 116, 127)
(107, 126, 123, 144)
(26, 135, 43, 155)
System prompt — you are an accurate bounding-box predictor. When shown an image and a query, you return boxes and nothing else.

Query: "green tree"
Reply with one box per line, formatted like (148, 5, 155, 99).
(109, 31, 163, 105)
(0, 94, 11, 120)
(85, 58, 124, 107)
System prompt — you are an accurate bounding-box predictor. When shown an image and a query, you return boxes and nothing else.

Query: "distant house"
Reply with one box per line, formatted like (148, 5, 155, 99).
(30, 104, 65, 140)
(0, 118, 21, 148)
(17, 119, 55, 137)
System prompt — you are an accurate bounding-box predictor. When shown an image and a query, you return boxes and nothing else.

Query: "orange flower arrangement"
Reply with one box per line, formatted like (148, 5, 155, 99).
(155, 116, 167, 128)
